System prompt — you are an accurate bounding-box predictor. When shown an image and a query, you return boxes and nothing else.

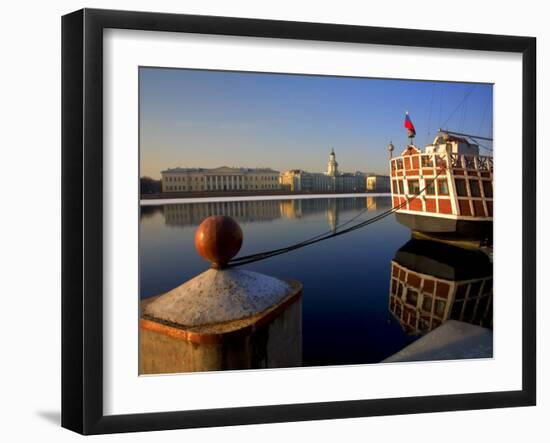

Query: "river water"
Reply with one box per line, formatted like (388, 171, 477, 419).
(140, 196, 492, 366)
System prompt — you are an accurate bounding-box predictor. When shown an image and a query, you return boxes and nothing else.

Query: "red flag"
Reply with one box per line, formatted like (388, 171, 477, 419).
(404, 112, 416, 138)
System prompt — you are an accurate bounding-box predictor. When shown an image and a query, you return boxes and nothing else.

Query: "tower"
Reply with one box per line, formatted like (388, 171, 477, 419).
(327, 148, 339, 177)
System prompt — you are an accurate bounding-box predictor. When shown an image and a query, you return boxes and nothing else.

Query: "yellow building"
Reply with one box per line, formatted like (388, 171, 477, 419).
(280, 149, 366, 193)
(366, 174, 391, 192)
(161, 166, 280, 193)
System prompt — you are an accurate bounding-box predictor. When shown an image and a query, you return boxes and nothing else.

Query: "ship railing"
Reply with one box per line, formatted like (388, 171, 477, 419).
(450, 153, 493, 172)
(391, 152, 493, 174)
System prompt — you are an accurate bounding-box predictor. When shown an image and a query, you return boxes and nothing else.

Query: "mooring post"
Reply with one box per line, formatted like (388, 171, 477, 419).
(139, 215, 303, 374)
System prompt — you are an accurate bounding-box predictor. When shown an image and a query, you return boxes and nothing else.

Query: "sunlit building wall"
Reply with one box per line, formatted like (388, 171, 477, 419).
(162, 166, 280, 193)
(367, 174, 391, 192)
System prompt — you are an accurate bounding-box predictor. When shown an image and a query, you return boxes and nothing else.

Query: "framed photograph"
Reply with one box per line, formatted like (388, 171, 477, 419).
(62, 8, 536, 434)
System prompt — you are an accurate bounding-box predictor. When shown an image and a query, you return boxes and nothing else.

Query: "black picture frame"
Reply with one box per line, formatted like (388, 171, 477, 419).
(62, 8, 536, 435)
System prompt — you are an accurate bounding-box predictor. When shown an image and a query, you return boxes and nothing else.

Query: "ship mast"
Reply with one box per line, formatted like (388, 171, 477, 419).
(438, 128, 493, 142)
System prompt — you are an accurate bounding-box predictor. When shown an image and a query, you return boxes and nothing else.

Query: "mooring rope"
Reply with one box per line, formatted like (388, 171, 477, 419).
(227, 167, 446, 268)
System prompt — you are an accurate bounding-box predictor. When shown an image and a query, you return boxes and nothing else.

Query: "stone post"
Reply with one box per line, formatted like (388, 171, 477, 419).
(140, 215, 303, 374)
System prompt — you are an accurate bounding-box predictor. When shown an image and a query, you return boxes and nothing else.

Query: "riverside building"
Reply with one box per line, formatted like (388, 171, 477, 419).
(279, 148, 368, 193)
(161, 166, 280, 193)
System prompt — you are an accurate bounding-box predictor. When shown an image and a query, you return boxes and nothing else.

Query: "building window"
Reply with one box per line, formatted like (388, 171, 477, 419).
(437, 178, 449, 195)
(407, 179, 420, 195)
(469, 180, 481, 197)
(455, 178, 468, 197)
(482, 181, 493, 198)
(425, 179, 436, 195)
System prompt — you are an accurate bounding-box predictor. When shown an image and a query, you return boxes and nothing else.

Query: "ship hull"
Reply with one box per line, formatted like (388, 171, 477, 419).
(395, 212, 492, 240)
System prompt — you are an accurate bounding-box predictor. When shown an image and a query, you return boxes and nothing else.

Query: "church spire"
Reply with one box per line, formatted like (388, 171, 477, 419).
(327, 147, 338, 176)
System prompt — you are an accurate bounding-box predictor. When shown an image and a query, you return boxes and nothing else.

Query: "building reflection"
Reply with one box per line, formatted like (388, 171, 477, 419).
(388, 238, 493, 335)
(140, 204, 164, 220)
(144, 197, 392, 230)
(161, 200, 281, 226)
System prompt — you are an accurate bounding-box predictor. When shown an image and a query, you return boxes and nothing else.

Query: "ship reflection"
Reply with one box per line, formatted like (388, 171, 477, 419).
(141, 197, 392, 230)
(388, 238, 493, 335)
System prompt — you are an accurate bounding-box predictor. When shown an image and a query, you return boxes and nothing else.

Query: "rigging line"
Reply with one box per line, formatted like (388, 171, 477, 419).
(478, 93, 491, 134)
(228, 168, 445, 268)
(438, 84, 443, 131)
(228, 195, 414, 267)
(461, 97, 469, 133)
(229, 186, 430, 265)
(227, 207, 399, 267)
(477, 142, 493, 152)
(229, 199, 377, 264)
(463, 134, 493, 151)
(440, 85, 477, 129)
(426, 83, 436, 145)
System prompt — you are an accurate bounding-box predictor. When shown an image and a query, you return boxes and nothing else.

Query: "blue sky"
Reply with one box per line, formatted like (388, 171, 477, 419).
(139, 67, 493, 179)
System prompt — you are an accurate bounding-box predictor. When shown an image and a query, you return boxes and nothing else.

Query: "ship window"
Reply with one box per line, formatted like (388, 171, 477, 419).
(397, 282, 404, 298)
(392, 180, 398, 194)
(419, 319, 430, 332)
(425, 179, 436, 195)
(451, 301, 463, 320)
(434, 299, 446, 317)
(455, 284, 468, 300)
(475, 297, 489, 323)
(422, 295, 433, 312)
(437, 179, 449, 195)
(469, 281, 483, 297)
(407, 179, 420, 195)
(469, 180, 481, 197)
(421, 155, 434, 167)
(464, 299, 477, 320)
(482, 181, 493, 198)
(455, 178, 468, 197)
(406, 289, 418, 306)
(398, 180, 405, 194)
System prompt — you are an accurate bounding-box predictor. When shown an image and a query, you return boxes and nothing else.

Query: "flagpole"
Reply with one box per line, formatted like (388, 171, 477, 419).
(405, 111, 415, 146)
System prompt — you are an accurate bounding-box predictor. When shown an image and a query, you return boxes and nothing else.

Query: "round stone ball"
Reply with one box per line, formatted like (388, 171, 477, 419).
(194, 215, 243, 268)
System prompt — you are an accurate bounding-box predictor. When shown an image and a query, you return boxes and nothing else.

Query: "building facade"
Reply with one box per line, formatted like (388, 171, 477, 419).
(280, 149, 367, 193)
(161, 166, 280, 193)
(366, 174, 391, 192)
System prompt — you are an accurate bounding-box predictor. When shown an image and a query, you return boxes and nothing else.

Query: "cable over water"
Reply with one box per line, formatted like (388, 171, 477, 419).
(227, 167, 446, 268)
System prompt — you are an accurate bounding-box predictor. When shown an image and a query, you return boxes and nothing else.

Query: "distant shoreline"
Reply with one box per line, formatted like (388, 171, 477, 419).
(140, 192, 391, 206)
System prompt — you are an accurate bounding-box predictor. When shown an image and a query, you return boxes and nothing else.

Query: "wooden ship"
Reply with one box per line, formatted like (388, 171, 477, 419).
(389, 122, 493, 243)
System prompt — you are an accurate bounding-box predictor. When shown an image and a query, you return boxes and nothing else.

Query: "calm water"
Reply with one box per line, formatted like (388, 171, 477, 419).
(140, 196, 492, 366)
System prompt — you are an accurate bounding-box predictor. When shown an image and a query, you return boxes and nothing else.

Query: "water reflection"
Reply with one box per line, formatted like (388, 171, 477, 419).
(144, 197, 392, 229)
(139, 196, 492, 366)
(388, 238, 493, 335)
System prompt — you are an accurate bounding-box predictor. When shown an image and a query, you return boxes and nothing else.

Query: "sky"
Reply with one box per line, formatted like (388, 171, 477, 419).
(139, 67, 493, 179)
